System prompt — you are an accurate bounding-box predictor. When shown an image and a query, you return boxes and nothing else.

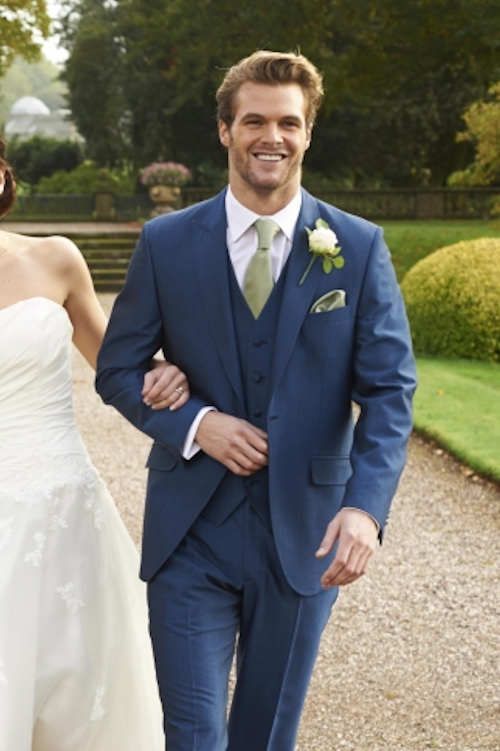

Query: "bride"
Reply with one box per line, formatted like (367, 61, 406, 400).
(0, 141, 185, 750)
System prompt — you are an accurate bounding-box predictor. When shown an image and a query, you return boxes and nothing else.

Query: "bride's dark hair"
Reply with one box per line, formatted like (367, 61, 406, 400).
(0, 138, 16, 218)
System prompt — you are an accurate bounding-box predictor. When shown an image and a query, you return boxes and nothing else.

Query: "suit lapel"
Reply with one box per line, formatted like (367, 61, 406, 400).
(193, 190, 244, 406)
(272, 190, 323, 391)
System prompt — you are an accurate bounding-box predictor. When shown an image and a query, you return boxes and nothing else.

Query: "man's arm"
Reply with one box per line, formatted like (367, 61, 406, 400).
(96, 226, 270, 473)
(317, 226, 417, 586)
(95, 226, 207, 454)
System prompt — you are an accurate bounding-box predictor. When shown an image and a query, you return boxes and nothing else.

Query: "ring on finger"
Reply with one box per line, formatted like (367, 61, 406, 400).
(174, 386, 184, 395)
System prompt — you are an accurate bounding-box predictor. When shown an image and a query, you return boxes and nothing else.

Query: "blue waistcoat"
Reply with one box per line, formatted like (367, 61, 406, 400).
(200, 256, 288, 527)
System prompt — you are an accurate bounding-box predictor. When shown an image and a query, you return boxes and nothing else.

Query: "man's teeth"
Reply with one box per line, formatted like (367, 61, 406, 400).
(255, 154, 284, 161)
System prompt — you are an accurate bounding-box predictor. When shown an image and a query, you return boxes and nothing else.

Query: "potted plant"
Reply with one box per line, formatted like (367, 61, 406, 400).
(139, 161, 191, 215)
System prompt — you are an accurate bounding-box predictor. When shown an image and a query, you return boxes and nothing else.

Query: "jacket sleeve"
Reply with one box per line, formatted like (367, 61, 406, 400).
(341, 227, 417, 533)
(95, 224, 209, 455)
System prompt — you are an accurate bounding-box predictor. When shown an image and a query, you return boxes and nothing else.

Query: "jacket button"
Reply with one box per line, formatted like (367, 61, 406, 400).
(252, 371, 264, 383)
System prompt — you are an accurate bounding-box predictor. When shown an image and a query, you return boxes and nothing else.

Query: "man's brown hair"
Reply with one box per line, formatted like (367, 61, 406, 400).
(216, 50, 324, 128)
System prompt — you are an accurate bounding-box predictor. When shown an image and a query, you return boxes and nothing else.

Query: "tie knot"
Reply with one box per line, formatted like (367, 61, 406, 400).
(254, 218, 280, 251)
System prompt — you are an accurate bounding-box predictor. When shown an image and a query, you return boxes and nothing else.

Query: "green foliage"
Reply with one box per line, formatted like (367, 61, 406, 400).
(7, 136, 83, 186)
(414, 357, 500, 481)
(447, 82, 500, 187)
(0, 55, 67, 123)
(401, 238, 500, 362)
(59, 0, 499, 184)
(0, 1, 50, 76)
(36, 161, 135, 194)
(383, 220, 500, 280)
(61, 0, 128, 166)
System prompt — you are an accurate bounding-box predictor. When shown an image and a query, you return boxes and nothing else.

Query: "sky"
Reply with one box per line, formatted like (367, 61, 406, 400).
(41, 0, 69, 65)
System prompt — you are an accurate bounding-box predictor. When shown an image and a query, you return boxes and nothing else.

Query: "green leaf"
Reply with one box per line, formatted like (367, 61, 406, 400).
(333, 256, 345, 269)
(316, 218, 329, 229)
(323, 258, 333, 273)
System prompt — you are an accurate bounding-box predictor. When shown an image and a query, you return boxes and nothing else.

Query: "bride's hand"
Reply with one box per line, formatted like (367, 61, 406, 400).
(142, 360, 190, 411)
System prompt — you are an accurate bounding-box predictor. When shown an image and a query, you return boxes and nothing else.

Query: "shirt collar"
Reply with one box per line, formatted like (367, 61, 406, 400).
(225, 186, 302, 243)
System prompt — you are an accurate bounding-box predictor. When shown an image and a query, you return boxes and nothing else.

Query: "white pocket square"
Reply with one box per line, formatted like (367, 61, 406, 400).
(310, 289, 346, 313)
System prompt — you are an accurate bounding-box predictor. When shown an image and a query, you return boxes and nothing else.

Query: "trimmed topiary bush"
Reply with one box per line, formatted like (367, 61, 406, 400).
(401, 237, 500, 362)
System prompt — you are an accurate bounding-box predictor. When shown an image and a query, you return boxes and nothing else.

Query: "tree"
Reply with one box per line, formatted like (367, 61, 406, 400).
(61, 0, 128, 166)
(317, 0, 500, 185)
(0, 0, 50, 76)
(448, 82, 500, 186)
(60, 0, 500, 185)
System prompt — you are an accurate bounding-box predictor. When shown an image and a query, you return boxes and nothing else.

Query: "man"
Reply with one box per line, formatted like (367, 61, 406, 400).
(96, 50, 416, 751)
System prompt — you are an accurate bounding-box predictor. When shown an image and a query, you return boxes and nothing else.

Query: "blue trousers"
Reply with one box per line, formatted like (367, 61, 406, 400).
(148, 501, 338, 751)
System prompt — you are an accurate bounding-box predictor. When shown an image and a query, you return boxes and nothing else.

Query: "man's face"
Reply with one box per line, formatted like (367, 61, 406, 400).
(218, 82, 311, 207)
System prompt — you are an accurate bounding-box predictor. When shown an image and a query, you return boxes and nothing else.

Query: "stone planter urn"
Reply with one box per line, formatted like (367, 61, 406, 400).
(148, 184, 181, 216)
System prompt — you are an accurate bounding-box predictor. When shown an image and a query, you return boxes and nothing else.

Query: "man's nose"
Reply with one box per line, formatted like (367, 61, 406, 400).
(261, 123, 283, 144)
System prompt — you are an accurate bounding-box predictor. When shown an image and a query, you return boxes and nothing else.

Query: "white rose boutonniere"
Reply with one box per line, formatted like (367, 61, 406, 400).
(299, 218, 345, 285)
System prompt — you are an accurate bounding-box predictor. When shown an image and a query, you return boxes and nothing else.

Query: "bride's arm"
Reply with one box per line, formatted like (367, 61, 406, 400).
(48, 236, 189, 409)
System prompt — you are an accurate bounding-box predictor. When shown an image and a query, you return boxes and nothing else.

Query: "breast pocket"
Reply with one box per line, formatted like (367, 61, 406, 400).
(300, 306, 353, 361)
(306, 306, 351, 323)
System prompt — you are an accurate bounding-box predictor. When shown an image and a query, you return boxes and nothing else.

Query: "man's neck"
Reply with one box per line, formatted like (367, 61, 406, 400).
(228, 181, 301, 216)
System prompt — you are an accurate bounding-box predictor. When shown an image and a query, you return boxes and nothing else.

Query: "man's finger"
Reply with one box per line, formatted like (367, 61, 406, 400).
(315, 515, 340, 558)
(245, 431, 268, 455)
(230, 447, 267, 472)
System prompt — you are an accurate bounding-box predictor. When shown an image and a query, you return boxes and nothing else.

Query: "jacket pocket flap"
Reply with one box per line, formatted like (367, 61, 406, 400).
(145, 443, 179, 471)
(311, 456, 351, 485)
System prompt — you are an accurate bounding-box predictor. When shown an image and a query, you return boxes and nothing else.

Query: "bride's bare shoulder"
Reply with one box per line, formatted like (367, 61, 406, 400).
(28, 234, 83, 272)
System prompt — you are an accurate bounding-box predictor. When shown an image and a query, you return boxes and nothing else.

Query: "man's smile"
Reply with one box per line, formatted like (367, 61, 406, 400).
(252, 153, 286, 161)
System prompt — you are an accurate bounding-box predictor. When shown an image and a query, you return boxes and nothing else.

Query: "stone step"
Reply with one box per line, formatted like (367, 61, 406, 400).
(84, 259, 130, 269)
(81, 249, 133, 259)
(80, 241, 133, 248)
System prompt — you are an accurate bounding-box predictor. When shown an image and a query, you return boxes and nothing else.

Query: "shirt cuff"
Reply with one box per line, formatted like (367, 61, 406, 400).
(182, 406, 216, 459)
(343, 506, 380, 533)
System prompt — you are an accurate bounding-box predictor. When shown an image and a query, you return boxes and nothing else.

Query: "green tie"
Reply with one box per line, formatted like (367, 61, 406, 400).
(243, 218, 280, 318)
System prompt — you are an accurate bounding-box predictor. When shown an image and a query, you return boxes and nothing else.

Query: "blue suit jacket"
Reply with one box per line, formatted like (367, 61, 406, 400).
(96, 188, 416, 595)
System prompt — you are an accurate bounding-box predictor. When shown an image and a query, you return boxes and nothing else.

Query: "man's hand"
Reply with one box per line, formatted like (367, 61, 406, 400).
(196, 412, 268, 476)
(142, 361, 190, 411)
(315, 508, 378, 588)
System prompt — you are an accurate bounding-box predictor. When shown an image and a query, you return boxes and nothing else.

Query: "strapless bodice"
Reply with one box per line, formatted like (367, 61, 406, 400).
(0, 297, 91, 480)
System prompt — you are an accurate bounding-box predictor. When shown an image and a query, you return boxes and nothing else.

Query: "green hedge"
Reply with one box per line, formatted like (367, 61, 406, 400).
(36, 161, 135, 195)
(402, 237, 500, 362)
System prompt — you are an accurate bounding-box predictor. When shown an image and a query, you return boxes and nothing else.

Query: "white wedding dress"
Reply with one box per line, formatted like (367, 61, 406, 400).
(0, 297, 164, 751)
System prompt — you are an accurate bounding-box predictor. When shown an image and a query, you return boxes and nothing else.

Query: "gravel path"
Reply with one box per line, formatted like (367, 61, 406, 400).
(74, 294, 499, 751)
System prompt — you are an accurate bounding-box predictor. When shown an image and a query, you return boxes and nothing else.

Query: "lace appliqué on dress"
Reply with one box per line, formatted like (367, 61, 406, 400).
(24, 532, 46, 567)
(56, 582, 85, 614)
(90, 685, 107, 722)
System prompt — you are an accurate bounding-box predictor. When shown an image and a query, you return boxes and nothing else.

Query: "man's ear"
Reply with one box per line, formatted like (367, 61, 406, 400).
(305, 125, 313, 151)
(218, 120, 230, 148)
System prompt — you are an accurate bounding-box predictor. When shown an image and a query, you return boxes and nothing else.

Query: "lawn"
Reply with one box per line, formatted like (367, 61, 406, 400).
(414, 357, 500, 482)
(381, 220, 500, 281)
